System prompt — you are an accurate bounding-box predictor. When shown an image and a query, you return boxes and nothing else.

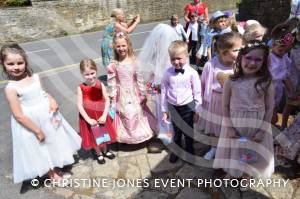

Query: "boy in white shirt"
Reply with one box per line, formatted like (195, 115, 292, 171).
(186, 12, 200, 65)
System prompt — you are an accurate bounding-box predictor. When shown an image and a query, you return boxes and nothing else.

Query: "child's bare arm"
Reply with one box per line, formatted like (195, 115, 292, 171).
(207, 47, 212, 60)
(284, 78, 297, 98)
(5, 88, 45, 141)
(115, 15, 140, 34)
(253, 83, 275, 142)
(76, 87, 97, 126)
(222, 80, 239, 138)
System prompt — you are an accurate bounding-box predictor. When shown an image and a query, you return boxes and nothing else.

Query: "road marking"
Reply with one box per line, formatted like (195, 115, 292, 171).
(97, 30, 152, 42)
(0, 48, 142, 86)
(26, 48, 51, 54)
(130, 30, 152, 36)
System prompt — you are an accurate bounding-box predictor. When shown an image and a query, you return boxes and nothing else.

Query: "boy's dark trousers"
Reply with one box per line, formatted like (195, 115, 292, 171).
(169, 101, 195, 156)
(188, 40, 198, 65)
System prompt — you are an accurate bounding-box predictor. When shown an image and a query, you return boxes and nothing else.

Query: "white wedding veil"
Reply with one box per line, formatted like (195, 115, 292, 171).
(138, 23, 181, 84)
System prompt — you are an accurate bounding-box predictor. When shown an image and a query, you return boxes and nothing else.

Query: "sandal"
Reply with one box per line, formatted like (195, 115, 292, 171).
(103, 151, 116, 160)
(96, 155, 106, 164)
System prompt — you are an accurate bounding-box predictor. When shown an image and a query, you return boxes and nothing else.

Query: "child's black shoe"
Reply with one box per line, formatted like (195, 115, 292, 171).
(96, 155, 106, 164)
(169, 153, 179, 163)
(103, 151, 116, 160)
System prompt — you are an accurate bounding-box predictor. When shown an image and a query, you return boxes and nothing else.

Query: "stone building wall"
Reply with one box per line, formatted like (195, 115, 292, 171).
(237, 0, 291, 31)
(0, 0, 236, 44)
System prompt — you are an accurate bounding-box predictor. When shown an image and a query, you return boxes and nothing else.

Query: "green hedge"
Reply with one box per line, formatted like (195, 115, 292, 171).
(0, 0, 31, 7)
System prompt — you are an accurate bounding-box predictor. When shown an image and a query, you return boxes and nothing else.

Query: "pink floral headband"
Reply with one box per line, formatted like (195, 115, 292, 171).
(274, 32, 295, 46)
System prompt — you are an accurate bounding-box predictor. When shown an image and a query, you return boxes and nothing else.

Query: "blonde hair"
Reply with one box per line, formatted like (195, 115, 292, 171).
(113, 32, 135, 61)
(168, 40, 188, 58)
(216, 32, 242, 54)
(79, 58, 97, 73)
(244, 23, 267, 42)
(111, 8, 123, 18)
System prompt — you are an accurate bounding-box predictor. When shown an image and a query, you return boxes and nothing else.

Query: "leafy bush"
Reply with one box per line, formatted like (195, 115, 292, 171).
(0, 0, 31, 7)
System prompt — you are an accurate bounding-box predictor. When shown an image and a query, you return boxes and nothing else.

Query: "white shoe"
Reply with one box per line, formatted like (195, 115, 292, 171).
(204, 147, 216, 160)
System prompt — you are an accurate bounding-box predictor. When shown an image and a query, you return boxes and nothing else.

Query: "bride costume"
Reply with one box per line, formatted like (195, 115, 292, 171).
(138, 23, 181, 83)
(138, 23, 181, 140)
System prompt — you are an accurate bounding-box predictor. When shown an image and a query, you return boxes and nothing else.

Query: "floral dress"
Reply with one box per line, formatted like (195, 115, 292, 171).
(107, 60, 154, 144)
(213, 78, 275, 178)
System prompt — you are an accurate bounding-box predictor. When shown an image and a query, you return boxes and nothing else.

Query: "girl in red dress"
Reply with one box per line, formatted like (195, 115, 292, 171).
(77, 59, 116, 164)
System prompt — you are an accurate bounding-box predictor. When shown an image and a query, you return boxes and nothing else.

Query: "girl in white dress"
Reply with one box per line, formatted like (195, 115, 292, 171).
(1, 44, 81, 184)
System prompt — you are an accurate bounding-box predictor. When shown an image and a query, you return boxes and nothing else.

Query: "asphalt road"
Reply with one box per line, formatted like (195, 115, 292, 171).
(0, 19, 167, 198)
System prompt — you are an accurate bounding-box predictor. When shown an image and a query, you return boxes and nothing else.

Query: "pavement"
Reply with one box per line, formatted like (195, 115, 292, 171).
(10, 141, 300, 199)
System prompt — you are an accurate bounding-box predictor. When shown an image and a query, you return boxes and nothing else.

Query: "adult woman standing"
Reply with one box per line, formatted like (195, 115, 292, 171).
(184, 0, 209, 25)
(101, 8, 140, 67)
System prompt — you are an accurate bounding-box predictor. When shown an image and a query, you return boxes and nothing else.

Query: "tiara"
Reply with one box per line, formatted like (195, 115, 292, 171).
(274, 32, 295, 46)
(115, 31, 125, 37)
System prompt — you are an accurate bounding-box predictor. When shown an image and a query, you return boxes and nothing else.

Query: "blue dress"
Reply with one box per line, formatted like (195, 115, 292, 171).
(101, 23, 115, 67)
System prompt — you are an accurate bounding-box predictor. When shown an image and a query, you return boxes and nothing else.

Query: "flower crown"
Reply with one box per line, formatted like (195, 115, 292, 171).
(240, 41, 268, 51)
(274, 32, 295, 46)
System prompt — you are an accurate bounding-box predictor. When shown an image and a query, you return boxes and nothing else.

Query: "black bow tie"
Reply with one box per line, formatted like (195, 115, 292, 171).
(175, 68, 184, 74)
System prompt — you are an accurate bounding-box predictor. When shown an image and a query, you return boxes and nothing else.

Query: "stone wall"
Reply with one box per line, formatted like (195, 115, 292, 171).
(0, 0, 236, 44)
(237, 0, 290, 31)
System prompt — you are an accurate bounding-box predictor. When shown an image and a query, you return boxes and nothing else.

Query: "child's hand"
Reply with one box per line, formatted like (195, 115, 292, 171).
(134, 15, 141, 23)
(252, 130, 265, 142)
(87, 118, 98, 126)
(98, 115, 107, 124)
(49, 98, 59, 113)
(216, 72, 230, 87)
(193, 113, 199, 123)
(228, 127, 239, 138)
(36, 131, 45, 142)
(140, 96, 147, 106)
(162, 112, 169, 123)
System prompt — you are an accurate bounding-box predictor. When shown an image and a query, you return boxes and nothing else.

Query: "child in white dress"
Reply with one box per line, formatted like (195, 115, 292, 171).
(1, 44, 81, 185)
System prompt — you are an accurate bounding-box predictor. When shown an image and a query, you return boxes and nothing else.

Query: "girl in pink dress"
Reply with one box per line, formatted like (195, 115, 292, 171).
(199, 32, 243, 160)
(213, 41, 274, 189)
(107, 32, 154, 144)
